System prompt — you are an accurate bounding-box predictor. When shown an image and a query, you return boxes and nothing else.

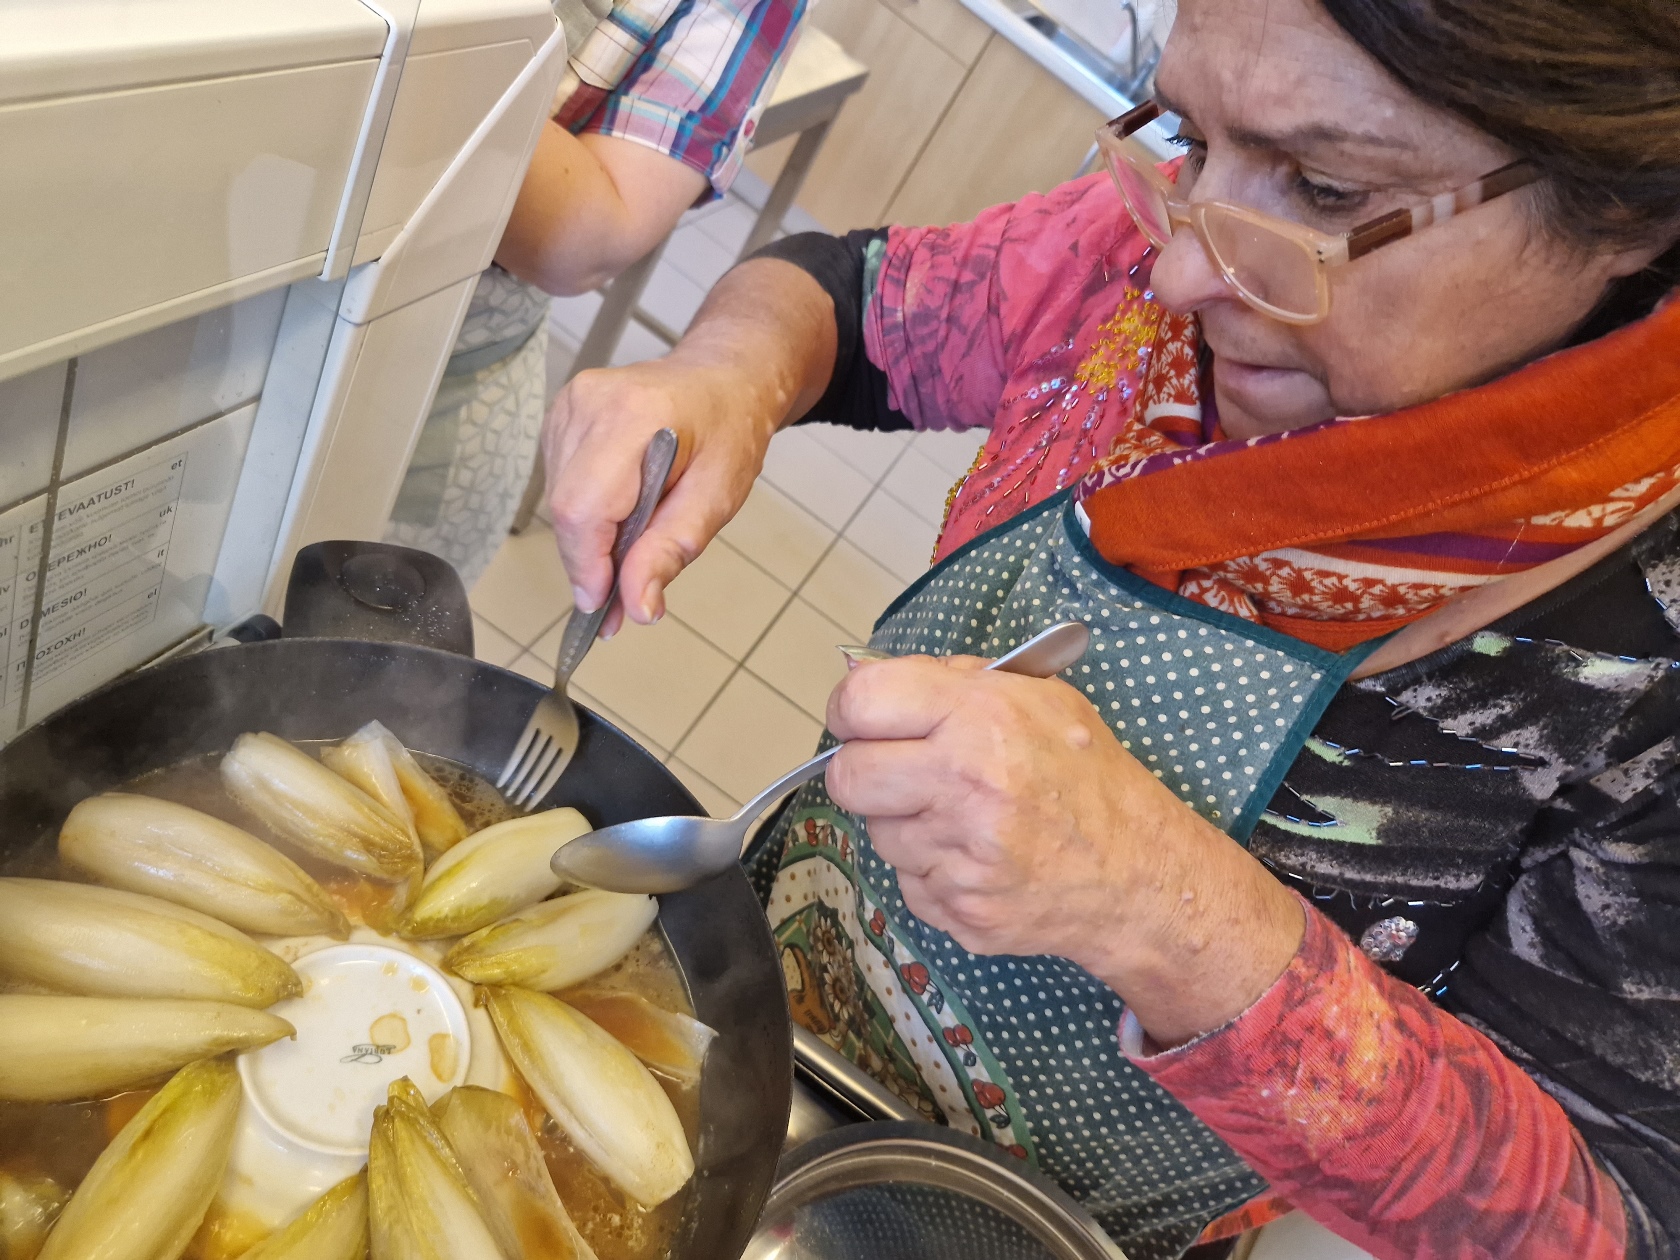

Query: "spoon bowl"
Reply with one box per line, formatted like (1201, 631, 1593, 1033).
(552, 621, 1092, 893)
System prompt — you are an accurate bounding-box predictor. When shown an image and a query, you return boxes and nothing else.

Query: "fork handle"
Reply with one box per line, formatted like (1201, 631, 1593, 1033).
(555, 428, 680, 689)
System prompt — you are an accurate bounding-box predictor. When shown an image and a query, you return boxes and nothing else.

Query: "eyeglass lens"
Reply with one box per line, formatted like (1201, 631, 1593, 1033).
(1105, 144, 1326, 321)
(1197, 206, 1323, 320)
(1106, 152, 1173, 248)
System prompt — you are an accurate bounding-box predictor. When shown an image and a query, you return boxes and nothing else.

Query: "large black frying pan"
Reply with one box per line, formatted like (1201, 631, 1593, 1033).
(0, 542, 792, 1259)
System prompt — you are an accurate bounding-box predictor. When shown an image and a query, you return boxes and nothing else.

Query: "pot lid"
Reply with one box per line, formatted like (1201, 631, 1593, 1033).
(748, 1122, 1130, 1260)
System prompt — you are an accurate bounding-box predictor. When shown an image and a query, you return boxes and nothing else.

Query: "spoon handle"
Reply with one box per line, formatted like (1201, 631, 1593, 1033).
(727, 620, 1092, 826)
(731, 744, 840, 823)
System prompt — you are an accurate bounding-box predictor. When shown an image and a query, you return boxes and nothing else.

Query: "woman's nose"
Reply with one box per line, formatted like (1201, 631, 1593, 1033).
(1148, 224, 1231, 316)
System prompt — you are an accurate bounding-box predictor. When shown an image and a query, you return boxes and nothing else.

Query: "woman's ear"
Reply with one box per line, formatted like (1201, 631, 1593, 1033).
(1600, 228, 1680, 280)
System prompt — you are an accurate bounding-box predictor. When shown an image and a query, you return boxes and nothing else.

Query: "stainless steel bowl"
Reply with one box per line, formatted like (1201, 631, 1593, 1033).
(750, 1121, 1130, 1260)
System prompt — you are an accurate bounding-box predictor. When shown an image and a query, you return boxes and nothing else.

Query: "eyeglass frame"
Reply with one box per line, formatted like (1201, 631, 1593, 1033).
(1096, 99, 1541, 324)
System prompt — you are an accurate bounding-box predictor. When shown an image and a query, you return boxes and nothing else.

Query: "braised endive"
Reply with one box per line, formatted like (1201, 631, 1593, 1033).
(483, 986, 694, 1207)
(0, 995, 293, 1102)
(443, 891, 656, 991)
(60, 793, 348, 938)
(220, 733, 422, 882)
(237, 1173, 368, 1260)
(327, 722, 468, 860)
(399, 809, 590, 939)
(0, 1171, 68, 1259)
(367, 1078, 504, 1260)
(0, 879, 301, 1007)
(38, 1057, 243, 1260)
(562, 991, 715, 1087)
(322, 730, 418, 855)
(433, 1086, 598, 1260)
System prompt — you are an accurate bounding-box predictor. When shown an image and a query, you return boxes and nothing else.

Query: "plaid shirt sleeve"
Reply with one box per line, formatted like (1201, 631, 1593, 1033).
(563, 0, 808, 198)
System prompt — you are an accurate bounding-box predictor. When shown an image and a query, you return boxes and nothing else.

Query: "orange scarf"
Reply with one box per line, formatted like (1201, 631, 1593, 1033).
(1073, 294, 1680, 650)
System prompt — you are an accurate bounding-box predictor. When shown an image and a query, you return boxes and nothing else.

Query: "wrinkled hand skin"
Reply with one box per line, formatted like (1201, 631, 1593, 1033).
(541, 257, 835, 638)
(542, 357, 779, 634)
(824, 655, 1305, 1047)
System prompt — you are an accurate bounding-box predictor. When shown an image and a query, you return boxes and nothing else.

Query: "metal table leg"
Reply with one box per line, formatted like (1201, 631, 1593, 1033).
(739, 119, 832, 259)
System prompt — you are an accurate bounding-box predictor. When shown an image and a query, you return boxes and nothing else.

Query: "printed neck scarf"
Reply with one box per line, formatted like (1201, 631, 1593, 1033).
(1056, 293, 1680, 651)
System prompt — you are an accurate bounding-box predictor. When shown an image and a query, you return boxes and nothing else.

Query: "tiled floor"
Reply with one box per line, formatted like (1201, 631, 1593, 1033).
(469, 177, 985, 816)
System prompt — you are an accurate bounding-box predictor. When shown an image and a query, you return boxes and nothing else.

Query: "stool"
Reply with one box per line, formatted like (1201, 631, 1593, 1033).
(511, 26, 868, 534)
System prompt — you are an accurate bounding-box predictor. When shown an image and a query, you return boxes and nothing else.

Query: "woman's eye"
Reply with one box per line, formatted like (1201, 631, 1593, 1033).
(1167, 133, 1207, 178)
(1293, 172, 1369, 215)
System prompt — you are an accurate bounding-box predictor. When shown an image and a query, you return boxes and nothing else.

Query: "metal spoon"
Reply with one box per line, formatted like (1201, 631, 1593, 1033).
(551, 620, 1092, 893)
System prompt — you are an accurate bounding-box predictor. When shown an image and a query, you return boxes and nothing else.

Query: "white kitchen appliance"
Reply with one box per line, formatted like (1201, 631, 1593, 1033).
(0, 0, 568, 741)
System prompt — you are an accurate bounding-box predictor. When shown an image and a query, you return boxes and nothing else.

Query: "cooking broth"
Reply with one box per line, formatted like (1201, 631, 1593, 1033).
(0, 740, 699, 1260)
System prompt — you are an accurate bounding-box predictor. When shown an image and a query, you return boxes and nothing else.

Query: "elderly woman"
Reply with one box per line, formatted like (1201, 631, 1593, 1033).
(540, 0, 1680, 1255)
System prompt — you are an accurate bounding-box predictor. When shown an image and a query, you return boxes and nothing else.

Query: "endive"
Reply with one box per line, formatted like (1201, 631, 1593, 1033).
(0, 995, 293, 1102)
(220, 733, 422, 882)
(433, 1086, 598, 1260)
(0, 1171, 68, 1260)
(367, 1078, 504, 1260)
(322, 731, 418, 854)
(237, 1173, 367, 1260)
(327, 722, 468, 860)
(399, 809, 590, 939)
(60, 793, 348, 938)
(483, 986, 693, 1207)
(0, 879, 301, 1007)
(443, 891, 656, 991)
(562, 991, 715, 1087)
(38, 1056, 243, 1260)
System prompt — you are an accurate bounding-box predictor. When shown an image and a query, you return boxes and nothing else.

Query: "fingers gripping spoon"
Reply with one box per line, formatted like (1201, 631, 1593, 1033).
(498, 428, 680, 809)
(551, 621, 1093, 892)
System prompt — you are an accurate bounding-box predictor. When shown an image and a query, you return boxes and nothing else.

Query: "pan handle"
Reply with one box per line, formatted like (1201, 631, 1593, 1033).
(792, 1023, 920, 1123)
(281, 541, 474, 655)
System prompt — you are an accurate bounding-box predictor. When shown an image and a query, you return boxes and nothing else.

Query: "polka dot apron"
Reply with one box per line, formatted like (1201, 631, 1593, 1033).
(761, 491, 1381, 1260)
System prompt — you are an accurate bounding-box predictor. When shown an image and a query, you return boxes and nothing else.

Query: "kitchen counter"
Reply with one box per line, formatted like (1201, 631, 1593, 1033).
(955, 0, 1175, 156)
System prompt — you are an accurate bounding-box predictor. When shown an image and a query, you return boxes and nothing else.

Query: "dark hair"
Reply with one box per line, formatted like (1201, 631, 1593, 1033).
(1317, 0, 1680, 251)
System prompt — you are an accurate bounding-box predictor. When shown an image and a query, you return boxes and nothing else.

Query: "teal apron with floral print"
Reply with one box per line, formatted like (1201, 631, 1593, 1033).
(758, 491, 1382, 1260)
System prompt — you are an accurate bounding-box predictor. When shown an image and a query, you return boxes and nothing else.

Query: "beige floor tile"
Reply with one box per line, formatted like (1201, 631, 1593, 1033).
(799, 539, 905, 640)
(914, 427, 988, 476)
(803, 423, 910, 481)
(758, 426, 874, 530)
(843, 488, 941, 584)
(665, 755, 741, 816)
(547, 291, 605, 345)
(881, 442, 961, 525)
(470, 529, 573, 646)
(662, 538, 790, 659)
(674, 671, 823, 802)
(745, 599, 852, 721)
(569, 615, 733, 750)
(472, 614, 524, 668)
(508, 651, 555, 687)
(717, 480, 835, 589)
(572, 684, 668, 759)
(508, 628, 672, 755)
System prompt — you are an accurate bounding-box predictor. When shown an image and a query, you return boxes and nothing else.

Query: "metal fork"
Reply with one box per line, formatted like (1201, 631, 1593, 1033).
(497, 428, 679, 809)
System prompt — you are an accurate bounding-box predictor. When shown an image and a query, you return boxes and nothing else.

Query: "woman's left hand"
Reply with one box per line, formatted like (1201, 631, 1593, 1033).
(825, 654, 1306, 1047)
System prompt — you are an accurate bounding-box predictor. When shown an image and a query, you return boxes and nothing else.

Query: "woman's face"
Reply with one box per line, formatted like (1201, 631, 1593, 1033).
(1149, 0, 1664, 439)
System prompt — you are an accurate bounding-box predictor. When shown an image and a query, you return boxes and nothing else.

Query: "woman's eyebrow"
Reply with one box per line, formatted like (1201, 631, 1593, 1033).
(1227, 120, 1413, 154)
(1155, 84, 1409, 154)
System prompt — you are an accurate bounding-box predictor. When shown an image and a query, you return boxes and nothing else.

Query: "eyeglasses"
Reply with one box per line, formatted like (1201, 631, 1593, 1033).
(1096, 100, 1540, 325)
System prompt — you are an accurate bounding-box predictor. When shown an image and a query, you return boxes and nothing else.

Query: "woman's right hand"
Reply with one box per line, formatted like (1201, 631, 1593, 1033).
(542, 353, 778, 634)
(541, 256, 842, 636)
